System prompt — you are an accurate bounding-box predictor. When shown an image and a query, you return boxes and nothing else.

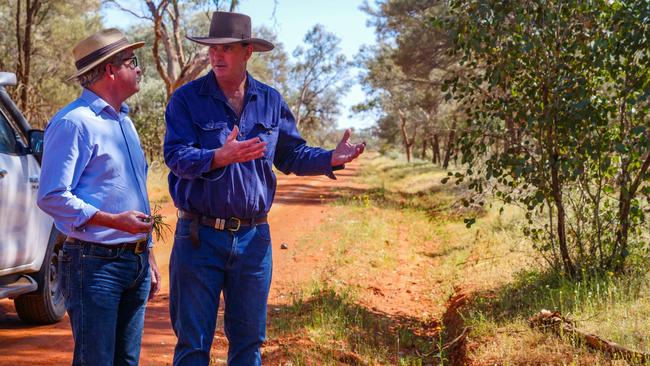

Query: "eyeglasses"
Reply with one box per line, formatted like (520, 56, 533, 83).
(121, 56, 138, 70)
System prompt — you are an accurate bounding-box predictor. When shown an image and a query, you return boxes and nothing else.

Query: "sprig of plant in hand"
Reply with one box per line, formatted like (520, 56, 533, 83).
(145, 204, 172, 242)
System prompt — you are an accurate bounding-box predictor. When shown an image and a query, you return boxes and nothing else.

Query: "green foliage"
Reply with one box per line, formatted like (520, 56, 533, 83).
(287, 24, 351, 140)
(0, 0, 102, 128)
(443, 0, 650, 276)
(358, 1, 461, 164)
(129, 78, 167, 160)
(248, 25, 290, 95)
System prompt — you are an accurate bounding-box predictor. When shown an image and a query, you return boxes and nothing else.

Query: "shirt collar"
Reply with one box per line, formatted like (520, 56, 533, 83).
(199, 70, 259, 101)
(80, 88, 129, 117)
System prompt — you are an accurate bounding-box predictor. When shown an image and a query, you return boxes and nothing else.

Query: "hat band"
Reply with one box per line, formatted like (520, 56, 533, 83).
(209, 32, 249, 40)
(75, 38, 130, 71)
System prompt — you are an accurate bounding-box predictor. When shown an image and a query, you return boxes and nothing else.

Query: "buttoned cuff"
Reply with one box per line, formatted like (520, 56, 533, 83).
(201, 149, 227, 181)
(324, 150, 345, 180)
(72, 204, 100, 232)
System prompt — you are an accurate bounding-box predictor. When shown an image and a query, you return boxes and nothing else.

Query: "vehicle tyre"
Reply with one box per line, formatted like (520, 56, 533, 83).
(14, 227, 66, 324)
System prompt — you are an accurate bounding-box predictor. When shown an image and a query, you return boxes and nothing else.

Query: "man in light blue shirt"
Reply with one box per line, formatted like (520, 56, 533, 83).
(37, 28, 160, 366)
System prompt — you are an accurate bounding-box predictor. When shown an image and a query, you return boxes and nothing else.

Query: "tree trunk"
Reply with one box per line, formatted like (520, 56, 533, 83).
(613, 152, 650, 271)
(398, 112, 413, 163)
(431, 135, 441, 165)
(551, 156, 576, 277)
(294, 83, 308, 127)
(15, 0, 40, 118)
(443, 120, 456, 169)
(420, 138, 427, 159)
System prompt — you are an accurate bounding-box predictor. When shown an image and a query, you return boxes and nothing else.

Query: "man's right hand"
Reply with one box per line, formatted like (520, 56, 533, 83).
(211, 125, 267, 169)
(89, 210, 152, 234)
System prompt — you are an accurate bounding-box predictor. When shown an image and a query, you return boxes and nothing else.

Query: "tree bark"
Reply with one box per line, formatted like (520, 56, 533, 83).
(294, 81, 308, 127)
(420, 138, 427, 159)
(15, 0, 41, 119)
(550, 158, 575, 277)
(140, 0, 211, 100)
(443, 120, 456, 169)
(398, 111, 413, 162)
(613, 151, 650, 272)
(431, 134, 441, 165)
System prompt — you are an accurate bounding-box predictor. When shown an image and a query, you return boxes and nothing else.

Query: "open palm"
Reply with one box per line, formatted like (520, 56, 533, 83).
(331, 129, 366, 166)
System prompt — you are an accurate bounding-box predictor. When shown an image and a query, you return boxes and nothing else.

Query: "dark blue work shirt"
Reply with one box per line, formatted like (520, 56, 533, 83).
(164, 71, 337, 219)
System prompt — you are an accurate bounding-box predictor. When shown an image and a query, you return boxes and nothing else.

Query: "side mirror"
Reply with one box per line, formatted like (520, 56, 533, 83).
(28, 129, 44, 156)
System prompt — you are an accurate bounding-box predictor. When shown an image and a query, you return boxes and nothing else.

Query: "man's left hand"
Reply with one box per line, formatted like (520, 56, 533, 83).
(148, 249, 161, 300)
(331, 129, 365, 166)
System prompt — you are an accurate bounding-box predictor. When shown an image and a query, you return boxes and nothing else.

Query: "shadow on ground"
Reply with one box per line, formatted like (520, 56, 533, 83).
(263, 288, 444, 365)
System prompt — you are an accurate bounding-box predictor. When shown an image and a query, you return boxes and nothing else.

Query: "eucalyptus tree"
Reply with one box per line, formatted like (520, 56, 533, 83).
(288, 24, 351, 138)
(1, 0, 102, 127)
(358, 0, 464, 164)
(444, 0, 650, 276)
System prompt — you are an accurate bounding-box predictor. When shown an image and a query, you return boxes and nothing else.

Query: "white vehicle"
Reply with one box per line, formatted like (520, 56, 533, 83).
(0, 72, 65, 324)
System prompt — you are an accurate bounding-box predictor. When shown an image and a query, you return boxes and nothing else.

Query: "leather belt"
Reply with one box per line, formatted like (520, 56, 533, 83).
(65, 237, 149, 254)
(177, 210, 267, 232)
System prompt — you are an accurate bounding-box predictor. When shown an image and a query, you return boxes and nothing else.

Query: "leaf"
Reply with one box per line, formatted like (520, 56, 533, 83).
(464, 217, 477, 228)
(150, 204, 172, 242)
(632, 125, 646, 136)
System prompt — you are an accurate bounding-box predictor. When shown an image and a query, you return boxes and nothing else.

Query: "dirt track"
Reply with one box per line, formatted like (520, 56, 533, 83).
(0, 162, 362, 366)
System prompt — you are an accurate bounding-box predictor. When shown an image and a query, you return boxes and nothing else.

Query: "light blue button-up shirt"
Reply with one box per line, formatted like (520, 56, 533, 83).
(37, 89, 151, 245)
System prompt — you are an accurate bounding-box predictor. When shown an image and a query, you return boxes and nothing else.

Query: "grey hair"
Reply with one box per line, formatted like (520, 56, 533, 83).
(77, 50, 129, 88)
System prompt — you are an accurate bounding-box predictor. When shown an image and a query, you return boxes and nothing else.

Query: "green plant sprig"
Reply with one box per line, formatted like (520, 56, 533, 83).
(146, 204, 172, 242)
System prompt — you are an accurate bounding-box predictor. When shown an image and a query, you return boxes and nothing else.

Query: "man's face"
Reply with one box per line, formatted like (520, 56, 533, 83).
(111, 49, 142, 97)
(209, 43, 252, 82)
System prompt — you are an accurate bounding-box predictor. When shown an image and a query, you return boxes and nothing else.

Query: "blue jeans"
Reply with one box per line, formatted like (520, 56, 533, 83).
(59, 241, 151, 366)
(170, 218, 273, 366)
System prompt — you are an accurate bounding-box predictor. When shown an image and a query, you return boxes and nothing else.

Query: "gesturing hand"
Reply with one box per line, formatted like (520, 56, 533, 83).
(211, 125, 267, 169)
(331, 129, 366, 166)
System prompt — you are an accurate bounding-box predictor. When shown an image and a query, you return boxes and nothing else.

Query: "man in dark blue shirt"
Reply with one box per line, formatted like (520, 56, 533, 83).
(164, 11, 364, 366)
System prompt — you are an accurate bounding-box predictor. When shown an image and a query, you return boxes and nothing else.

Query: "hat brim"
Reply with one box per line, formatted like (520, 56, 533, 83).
(186, 36, 274, 52)
(66, 41, 145, 81)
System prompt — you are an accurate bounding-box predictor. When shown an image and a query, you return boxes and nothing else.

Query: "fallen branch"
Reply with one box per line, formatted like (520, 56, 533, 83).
(442, 326, 471, 351)
(529, 309, 650, 364)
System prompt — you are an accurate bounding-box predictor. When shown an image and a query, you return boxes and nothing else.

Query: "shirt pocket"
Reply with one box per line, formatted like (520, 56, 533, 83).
(193, 121, 230, 150)
(252, 120, 278, 161)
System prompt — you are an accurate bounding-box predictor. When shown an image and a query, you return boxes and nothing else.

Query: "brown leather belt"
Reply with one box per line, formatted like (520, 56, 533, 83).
(177, 210, 267, 232)
(65, 237, 149, 254)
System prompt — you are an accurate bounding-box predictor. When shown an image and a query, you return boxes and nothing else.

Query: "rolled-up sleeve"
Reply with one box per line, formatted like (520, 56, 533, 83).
(164, 93, 219, 179)
(37, 119, 99, 232)
(274, 101, 336, 179)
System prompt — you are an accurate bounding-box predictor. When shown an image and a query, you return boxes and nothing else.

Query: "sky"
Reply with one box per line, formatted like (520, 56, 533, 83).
(102, 0, 378, 129)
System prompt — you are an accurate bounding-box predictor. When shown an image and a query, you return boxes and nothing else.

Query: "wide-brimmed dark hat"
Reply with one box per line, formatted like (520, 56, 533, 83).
(68, 28, 144, 81)
(186, 11, 274, 52)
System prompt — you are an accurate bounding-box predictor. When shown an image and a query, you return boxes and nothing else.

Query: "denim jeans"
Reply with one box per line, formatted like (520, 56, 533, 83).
(170, 218, 273, 366)
(59, 241, 151, 366)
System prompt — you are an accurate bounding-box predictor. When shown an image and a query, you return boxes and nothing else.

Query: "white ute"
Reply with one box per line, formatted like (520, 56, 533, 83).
(0, 72, 65, 324)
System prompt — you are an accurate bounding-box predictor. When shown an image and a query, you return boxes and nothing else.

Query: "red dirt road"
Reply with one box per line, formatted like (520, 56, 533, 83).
(0, 162, 361, 366)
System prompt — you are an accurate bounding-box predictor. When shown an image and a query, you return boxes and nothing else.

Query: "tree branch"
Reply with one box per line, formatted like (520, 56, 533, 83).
(103, 0, 154, 21)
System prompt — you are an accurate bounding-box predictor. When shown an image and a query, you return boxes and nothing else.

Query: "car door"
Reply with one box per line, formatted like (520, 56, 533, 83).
(0, 108, 52, 273)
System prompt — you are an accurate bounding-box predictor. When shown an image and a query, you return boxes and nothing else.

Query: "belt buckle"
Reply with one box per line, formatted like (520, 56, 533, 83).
(134, 240, 146, 254)
(227, 217, 241, 232)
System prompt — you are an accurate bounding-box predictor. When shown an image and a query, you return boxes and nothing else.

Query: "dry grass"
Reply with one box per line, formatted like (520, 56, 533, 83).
(208, 152, 650, 365)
